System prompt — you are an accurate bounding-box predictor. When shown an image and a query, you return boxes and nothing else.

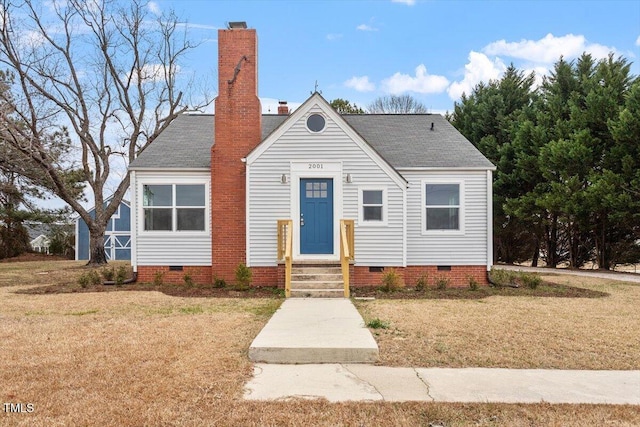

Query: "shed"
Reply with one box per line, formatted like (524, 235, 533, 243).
(75, 199, 131, 261)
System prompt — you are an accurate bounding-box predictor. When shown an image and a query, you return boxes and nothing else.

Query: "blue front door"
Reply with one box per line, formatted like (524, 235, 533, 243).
(300, 178, 334, 254)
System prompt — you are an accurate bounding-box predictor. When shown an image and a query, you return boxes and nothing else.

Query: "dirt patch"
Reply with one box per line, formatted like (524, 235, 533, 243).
(351, 281, 608, 299)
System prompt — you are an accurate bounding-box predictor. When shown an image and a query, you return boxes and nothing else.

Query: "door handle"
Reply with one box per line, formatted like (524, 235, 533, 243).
(300, 213, 304, 227)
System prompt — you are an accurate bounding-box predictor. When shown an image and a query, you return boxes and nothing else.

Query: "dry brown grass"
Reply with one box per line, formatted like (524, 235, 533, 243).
(356, 274, 640, 370)
(1, 262, 639, 426)
(0, 260, 93, 288)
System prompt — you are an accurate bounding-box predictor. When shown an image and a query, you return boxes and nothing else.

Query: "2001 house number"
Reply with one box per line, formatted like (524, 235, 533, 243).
(308, 163, 324, 169)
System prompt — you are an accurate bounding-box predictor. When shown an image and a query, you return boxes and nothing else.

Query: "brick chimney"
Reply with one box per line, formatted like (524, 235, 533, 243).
(277, 100, 289, 115)
(212, 22, 262, 282)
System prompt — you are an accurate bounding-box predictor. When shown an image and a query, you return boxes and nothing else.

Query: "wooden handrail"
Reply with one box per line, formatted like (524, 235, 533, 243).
(277, 219, 294, 297)
(284, 219, 292, 297)
(340, 219, 354, 298)
(277, 219, 288, 261)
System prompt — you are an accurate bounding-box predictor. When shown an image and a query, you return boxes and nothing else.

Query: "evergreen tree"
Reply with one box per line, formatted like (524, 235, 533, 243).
(330, 98, 365, 114)
(451, 55, 638, 269)
(450, 65, 537, 263)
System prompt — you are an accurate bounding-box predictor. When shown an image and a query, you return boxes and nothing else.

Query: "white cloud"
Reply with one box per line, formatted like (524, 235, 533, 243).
(391, 0, 416, 5)
(128, 63, 180, 83)
(148, 1, 161, 16)
(22, 30, 47, 48)
(344, 76, 375, 92)
(523, 66, 549, 89)
(356, 24, 378, 32)
(326, 33, 343, 41)
(447, 51, 506, 100)
(483, 33, 614, 63)
(176, 22, 219, 31)
(635, 35, 640, 46)
(381, 64, 449, 94)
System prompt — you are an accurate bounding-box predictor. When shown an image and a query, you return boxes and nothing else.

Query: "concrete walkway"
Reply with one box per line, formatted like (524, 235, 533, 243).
(248, 298, 378, 363)
(497, 265, 640, 283)
(245, 364, 640, 404)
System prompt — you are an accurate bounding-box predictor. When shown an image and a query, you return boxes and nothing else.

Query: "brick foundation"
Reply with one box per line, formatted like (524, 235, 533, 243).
(137, 266, 212, 285)
(250, 266, 284, 288)
(135, 265, 488, 288)
(352, 265, 488, 288)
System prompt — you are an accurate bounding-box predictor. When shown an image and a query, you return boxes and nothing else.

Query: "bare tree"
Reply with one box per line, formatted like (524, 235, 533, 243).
(0, 0, 211, 265)
(367, 94, 428, 114)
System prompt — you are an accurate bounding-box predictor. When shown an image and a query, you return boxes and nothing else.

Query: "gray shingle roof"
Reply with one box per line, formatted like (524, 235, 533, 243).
(129, 113, 493, 170)
(343, 114, 494, 169)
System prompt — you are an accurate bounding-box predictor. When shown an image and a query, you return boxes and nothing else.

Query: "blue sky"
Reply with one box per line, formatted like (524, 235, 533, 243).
(156, 0, 640, 114)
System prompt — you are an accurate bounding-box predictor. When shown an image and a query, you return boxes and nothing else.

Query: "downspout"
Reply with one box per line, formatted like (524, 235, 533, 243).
(486, 169, 493, 284)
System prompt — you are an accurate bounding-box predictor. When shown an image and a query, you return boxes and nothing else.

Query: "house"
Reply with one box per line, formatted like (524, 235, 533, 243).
(75, 199, 131, 261)
(30, 234, 51, 254)
(25, 223, 51, 254)
(128, 22, 495, 291)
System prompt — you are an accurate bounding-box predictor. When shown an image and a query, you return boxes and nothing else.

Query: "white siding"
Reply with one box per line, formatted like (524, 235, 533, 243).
(133, 171, 211, 266)
(404, 170, 488, 265)
(248, 104, 405, 266)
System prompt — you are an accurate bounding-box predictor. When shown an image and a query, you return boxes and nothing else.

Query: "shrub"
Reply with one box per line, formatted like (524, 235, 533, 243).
(101, 267, 115, 281)
(153, 271, 164, 286)
(78, 274, 89, 288)
(235, 263, 252, 290)
(366, 318, 390, 329)
(270, 287, 285, 298)
(183, 273, 194, 286)
(213, 277, 226, 288)
(520, 272, 542, 289)
(488, 268, 518, 288)
(79, 269, 102, 287)
(468, 276, 479, 291)
(415, 274, 428, 292)
(379, 268, 402, 293)
(434, 275, 449, 290)
(115, 266, 128, 286)
(89, 270, 102, 286)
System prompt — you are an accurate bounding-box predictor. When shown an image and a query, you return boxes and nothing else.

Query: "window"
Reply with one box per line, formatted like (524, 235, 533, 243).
(143, 184, 206, 231)
(305, 181, 328, 198)
(359, 188, 387, 225)
(424, 183, 461, 231)
(306, 114, 326, 132)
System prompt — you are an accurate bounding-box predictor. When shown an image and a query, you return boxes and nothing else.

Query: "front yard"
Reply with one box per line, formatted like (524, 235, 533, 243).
(356, 274, 640, 370)
(1, 261, 638, 426)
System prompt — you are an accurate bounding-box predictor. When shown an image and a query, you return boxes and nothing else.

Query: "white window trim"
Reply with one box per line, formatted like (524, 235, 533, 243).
(421, 179, 465, 236)
(139, 181, 209, 235)
(358, 186, 388, 227)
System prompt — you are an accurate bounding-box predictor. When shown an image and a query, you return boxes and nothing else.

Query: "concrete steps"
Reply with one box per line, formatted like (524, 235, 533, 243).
(290, 265, 345, 298)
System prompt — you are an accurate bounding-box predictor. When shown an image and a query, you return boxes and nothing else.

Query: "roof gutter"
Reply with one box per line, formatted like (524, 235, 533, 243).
(397, 166, 497, 171)
(127, 167, 211, 172)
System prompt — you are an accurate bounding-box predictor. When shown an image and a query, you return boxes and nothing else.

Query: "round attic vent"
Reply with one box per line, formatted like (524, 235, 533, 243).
(306, 114, 326, 133)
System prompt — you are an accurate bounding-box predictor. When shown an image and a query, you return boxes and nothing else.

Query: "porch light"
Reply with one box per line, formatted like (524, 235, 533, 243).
(281, 174, 288, 184)
(346, 173, 353, 183)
